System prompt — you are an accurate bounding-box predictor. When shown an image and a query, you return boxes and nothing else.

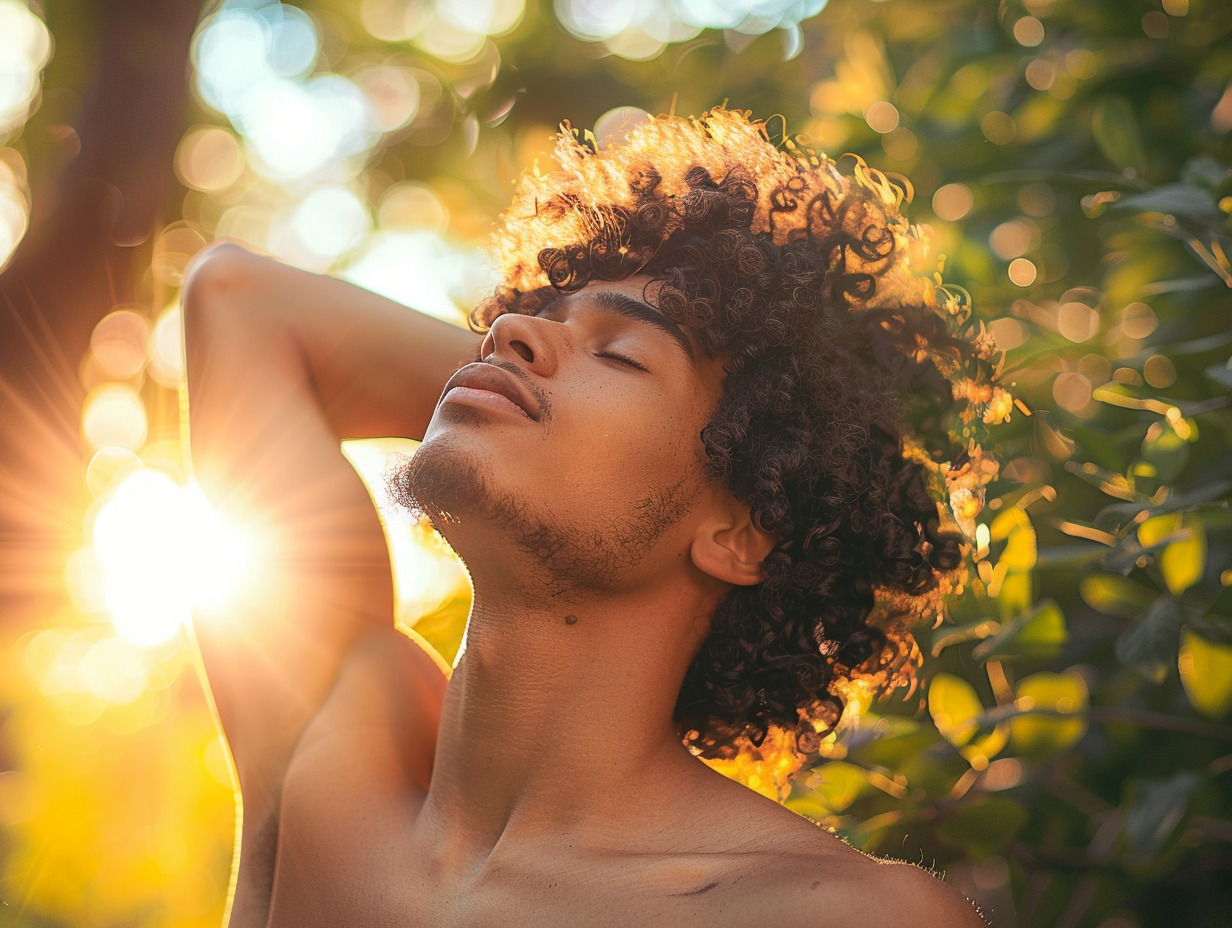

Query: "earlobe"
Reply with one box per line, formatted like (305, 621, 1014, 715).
(691, 501, 776, 587)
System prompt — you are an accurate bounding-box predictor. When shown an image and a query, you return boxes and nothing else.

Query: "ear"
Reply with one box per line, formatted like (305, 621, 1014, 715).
(690, 494, 776, 587)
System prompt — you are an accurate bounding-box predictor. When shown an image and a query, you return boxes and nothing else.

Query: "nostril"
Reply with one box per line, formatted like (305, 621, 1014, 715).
(510, 339, 534, 363)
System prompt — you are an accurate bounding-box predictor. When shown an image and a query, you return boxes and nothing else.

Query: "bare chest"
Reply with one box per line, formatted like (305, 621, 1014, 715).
(263, 821, 809, 928)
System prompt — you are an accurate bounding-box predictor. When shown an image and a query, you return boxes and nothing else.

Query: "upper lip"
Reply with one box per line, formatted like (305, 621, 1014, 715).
(443, 362, 544, 421)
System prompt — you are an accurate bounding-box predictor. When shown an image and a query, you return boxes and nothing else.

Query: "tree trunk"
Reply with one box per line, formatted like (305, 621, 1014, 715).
(0, 0, 207, 620)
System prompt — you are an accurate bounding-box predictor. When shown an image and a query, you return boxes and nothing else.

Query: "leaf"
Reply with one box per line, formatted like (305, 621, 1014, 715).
(1123, 771, 1202, 864)
(789, 761, 870, 819)
(928, 673, 983, 747)
(1115, 596, 1184, 679)
(987, 508, 1037, 578)
(1141, 422, 1190, 485)
(1080, 572, 1156, 618)
(1206, 582, 1232, 621)
(1160, 519, 1206, 596)
(1138, 513, 1181, 549)
(1179, 629, 1232, 719)
(927, 673, 1006, 767)
(1179, 154, 1230, 191)
(937, 796, 1029, 859)
(1112, 183, 1220, 225)
(1009, 670, 1089, 759)
(996, 571, 1034, 619)
(1092, 96, 1146, 176)
(846, 718, 940, 771)
(1096, 480, 1232, 529)
(1205, 358, 1232, 389)
(973, 598, 1067, 660)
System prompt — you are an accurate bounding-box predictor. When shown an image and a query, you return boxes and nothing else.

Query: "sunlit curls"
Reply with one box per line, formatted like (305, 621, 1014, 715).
(90, 469, 255, 647)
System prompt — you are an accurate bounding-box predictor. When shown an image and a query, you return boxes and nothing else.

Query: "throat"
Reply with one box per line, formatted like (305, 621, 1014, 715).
(423, 600, 701, 850)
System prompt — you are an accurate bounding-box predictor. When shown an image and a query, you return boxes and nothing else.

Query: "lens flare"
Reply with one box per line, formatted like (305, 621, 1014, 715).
(91, 470, 254, 647)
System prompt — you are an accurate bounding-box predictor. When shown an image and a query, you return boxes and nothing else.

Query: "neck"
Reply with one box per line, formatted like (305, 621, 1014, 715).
(421, 568, 719, 862)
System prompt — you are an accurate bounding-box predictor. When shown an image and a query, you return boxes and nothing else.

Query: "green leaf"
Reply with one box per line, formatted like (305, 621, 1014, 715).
(1096, 481, 1232, 530)
(996, 571, 1034, 619)
(1123, 771, 1202, 864)
(1205, 358, 1232, 389)
(1179, 629, 1232, 720)
(973, 599, 1067, 660)
(1080, 572, 1156, 618)
(937, 797, 1029, 859)
(1115, 596, 1184, 679)
(789, 761, 870, 820)
(1113, 184, 1219, 225)
(1206, 582, 1232, 621)
(1179, 154, 1230, 191)
(848, 717, 938, 770)
(1092, 96, 1146, 176)
(1141, 422, 1191, 485)
(1009, 670, 1089, 759)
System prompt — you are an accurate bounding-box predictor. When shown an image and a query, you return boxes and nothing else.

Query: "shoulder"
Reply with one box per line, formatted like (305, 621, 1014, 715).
(772, 841, 986, 928)
(708, 784, 985, 927)
(844, 858, 986, 928)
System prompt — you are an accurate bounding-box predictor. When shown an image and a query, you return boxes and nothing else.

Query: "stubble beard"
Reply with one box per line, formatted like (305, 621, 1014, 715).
(387, 438, 701, 596)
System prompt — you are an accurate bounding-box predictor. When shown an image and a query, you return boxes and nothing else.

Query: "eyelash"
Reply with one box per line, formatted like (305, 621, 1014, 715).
(596, 351, 647, 372)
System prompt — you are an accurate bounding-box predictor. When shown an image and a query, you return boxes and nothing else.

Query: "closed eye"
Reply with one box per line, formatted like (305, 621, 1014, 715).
(596, 350, 648, 372)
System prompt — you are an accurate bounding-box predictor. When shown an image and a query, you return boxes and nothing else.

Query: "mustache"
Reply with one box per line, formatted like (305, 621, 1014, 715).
(477, 357, 552, 424)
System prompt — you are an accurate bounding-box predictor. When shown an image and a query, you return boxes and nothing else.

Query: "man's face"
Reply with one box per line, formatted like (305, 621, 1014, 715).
(397, 276, 729, 595)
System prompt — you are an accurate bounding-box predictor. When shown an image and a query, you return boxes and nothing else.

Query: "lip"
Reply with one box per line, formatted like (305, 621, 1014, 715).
(441, 362, 543, 421)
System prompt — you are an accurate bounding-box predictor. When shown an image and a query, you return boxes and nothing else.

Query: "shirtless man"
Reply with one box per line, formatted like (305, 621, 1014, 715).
(184, 109, 997, 927)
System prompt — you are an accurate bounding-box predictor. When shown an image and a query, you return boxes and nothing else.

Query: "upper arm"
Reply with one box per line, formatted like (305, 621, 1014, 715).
(181, 244, 473, 804)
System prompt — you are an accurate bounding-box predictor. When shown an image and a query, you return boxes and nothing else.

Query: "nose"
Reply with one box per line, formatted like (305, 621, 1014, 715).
(481, 312, 560, 377)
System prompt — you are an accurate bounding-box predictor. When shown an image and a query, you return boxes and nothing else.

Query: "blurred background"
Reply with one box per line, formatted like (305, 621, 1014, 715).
(1, 0, 1230, 925)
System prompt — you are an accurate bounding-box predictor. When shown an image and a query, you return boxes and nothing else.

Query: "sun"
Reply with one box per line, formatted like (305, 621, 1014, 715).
(90, 469, 255, 647)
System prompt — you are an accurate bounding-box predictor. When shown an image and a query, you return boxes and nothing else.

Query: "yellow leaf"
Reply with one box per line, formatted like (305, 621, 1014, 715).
(1160, 519, 1206, 596)
(928, 673, 983, 747)
(1138, 513, 1180, 548)
(1179, 629, 1232, 720)
(960, 724, 1009, 770)
(1010, 670, 1089, 758)
(791, 761, 870, 820)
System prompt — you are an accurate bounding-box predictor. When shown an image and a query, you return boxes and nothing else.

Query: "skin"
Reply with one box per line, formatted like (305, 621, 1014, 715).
(183, 244, 987, 928)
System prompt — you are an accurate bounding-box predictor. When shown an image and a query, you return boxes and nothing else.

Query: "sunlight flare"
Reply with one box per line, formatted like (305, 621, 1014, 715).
(91, 470, 254, 646)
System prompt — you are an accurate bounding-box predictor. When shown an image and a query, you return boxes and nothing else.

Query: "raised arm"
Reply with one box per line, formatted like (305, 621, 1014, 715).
(181, 242, 479, 825)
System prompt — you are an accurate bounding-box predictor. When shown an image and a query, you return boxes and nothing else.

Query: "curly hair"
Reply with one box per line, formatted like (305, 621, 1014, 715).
(474, 109, 1010, 759)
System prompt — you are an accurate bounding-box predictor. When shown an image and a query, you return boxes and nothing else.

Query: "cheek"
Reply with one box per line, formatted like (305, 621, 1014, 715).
(579, 387, 710, 479)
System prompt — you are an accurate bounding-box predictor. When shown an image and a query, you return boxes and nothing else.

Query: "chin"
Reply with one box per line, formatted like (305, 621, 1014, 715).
(386, 434, 493, 532)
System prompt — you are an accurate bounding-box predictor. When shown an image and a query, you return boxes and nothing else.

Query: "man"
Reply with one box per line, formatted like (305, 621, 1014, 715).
(184, 108, 1002, 926)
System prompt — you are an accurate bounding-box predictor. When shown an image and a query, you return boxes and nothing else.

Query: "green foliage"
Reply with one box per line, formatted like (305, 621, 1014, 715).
(757, 2, 1232, 924)
(5, 1, 1232, 926)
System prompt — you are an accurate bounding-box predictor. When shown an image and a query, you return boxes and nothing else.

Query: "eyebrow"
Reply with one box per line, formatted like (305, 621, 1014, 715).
(590, 290, 697, 364)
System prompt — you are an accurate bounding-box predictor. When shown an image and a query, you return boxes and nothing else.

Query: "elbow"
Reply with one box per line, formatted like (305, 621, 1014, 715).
(181, 243, 269, 368)
(182, 243, 256, 324)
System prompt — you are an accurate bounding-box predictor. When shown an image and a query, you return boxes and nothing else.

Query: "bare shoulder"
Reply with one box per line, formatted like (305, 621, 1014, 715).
(775, 826, 986, 928)
(703, 779, 985, 928)
(831, 856, 987, 928)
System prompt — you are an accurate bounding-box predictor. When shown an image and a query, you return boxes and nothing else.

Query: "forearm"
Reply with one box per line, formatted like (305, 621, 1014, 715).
(184, 243, 480, 443)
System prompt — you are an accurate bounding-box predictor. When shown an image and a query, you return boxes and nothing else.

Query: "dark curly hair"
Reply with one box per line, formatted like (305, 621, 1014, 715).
(474, 109, 1010, 762)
